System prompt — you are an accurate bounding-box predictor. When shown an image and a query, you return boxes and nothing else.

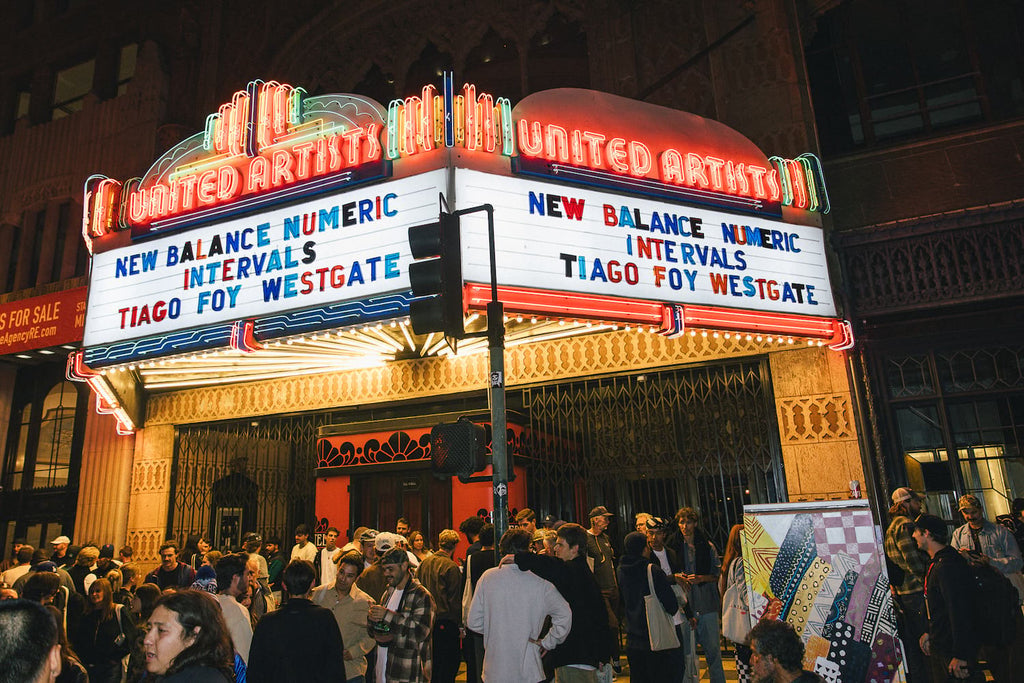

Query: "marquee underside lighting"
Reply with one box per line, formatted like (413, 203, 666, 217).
(68, 303, 851, 397)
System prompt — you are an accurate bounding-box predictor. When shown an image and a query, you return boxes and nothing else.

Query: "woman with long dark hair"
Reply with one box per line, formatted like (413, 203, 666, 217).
(617, 531, 682, 682)
(408, 530, 432, 563)
(45, 604, 89, 683)
(71, 577, 134, 683)
(179, 535, 202, 570)
(143, 589, 235, 681)
(133, 582, 158, 617)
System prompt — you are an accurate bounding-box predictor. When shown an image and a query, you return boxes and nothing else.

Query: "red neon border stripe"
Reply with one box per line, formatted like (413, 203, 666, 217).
(464, 283, 847, 342)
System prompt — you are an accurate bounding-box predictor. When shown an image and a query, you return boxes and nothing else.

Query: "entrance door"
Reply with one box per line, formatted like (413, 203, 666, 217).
(350, 468, 451, 545)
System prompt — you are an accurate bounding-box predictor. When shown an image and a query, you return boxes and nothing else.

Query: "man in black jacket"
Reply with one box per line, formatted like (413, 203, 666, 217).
(247, 559, 346, 682)
(516, 522, 613, 682)
(914, 513, 984, 682)
(416, 529, 462, 683)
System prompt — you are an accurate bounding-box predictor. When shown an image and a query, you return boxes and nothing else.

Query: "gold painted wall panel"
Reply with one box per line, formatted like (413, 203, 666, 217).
(125, 424, 175, 564)
(147, 330, 783, 426)
(74, 412, 136, 547)
(769, 347, 864, 500)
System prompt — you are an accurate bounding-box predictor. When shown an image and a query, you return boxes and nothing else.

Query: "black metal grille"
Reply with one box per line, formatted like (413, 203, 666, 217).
(171, 414, 336, 551)
(171, 358, 785, 552)
(513, 358, 785, 547)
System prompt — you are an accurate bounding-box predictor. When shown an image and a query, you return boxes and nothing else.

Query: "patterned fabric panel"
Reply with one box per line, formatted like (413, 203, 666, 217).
(814, 657, 841, 683)
(823, 569, 858, 638)
(858, 567, 891, 644)
(803, 634, 831, 672)
(826, 620, 872, 682)
(769, 514, 817, 619)
(742, 513, 780, 599)
(813, 510, 878, 567)
(806, 551, 853, 638)
(786, 557, 831, 638)
(846, 550, 882, 641)
(867, 631, 903, 683)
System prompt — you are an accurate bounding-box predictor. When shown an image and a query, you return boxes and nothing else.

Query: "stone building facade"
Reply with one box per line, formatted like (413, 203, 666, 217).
(0, 0, 1017, 562)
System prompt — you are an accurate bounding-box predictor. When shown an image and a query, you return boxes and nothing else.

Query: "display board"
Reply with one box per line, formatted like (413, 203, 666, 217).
(742, 500, 906, 683)
(84, 169, 446, 347)
(457, 169, 836, 317)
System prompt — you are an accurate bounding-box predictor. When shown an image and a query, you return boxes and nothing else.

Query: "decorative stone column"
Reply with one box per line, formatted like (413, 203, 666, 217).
(769, 346, 864, 500)
(74, 411, 135, 547)
(125, 423, 175, 564)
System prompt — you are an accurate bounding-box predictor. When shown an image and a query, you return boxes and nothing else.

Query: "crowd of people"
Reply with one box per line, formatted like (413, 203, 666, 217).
(0, 505, 831, 683)
(884, 487, 1024, 682)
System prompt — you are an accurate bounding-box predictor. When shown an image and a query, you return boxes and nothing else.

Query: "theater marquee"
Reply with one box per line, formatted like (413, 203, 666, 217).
(76, 75, 849, 433)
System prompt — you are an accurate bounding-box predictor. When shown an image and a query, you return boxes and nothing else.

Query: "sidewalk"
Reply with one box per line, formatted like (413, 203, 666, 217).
(454, 650, 742, 681)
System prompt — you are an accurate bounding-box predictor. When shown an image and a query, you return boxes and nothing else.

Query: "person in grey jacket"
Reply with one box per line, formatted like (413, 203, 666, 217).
(951, 494, 1023, 592)
(950, 494, 1024, 682)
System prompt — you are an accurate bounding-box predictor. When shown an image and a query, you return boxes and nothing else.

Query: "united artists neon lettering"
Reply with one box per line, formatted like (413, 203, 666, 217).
(516, 116, 781, 202)
(127, 124, 381, 225)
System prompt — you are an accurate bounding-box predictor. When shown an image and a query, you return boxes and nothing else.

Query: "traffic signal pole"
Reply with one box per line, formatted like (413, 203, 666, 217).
(453, 204, 509, 555)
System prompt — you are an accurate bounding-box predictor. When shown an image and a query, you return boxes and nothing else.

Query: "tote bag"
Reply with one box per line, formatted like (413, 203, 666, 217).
(645, 563, 681, 651)
(461, 553, 474, 626)
(721, 557, 751, 644)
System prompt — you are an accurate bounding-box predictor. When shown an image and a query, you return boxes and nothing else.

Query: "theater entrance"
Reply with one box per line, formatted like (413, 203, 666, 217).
(349, 469, 451, 546)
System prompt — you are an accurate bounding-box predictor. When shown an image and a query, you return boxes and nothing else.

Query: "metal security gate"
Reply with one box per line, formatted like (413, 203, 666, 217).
(171, 414, 335, 551)
(514, 358, 785, 547)
(169, 357, 784, 552)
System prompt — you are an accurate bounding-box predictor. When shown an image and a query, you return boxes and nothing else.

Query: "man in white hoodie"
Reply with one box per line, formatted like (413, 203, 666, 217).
(468, 528, 572, 683)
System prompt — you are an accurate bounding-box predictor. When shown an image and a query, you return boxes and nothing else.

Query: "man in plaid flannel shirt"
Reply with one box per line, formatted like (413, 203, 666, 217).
(367, 547, 435, 683)
(884, 487, 931, 683)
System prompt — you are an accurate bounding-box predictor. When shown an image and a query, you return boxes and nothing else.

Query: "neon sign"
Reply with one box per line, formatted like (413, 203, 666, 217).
(127, 82, 383, 229)
(83, 78, 829, 252)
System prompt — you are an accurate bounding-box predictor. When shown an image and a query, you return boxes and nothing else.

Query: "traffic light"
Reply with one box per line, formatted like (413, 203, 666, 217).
(430, 418, 487, 482)
(408, 211, 465, 338)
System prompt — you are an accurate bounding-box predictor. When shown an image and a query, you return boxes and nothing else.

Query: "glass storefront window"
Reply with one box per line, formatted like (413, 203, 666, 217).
(889, 346, 1024, 522)
(886, 354, 934, 398)
(6, 404, 31, 490)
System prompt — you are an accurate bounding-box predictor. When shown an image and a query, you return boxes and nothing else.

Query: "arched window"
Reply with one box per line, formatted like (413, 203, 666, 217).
(525, 13, 589, 93)
(33, 382, 77, 488)
(463, 28, 522, 101)
(2, 379, 81, 491)
(404, 43, 455, 98)
(353, 63, 396, 106)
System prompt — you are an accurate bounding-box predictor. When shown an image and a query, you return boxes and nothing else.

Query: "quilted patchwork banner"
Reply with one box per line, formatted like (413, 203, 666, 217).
(741, 500, 906, 683)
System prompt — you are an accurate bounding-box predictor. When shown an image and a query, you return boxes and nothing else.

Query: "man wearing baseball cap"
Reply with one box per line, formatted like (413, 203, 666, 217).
(355, 531, 394, 604)
(586, 505, 619, 679)
(883, 487, 930, 683)
(950, 493, 1024, 681)
(951, 494, 1022, 582)
(49, 536, 72, 569)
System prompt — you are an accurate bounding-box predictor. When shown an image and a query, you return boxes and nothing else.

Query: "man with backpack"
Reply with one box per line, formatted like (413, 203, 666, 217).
(950, 494, 1024, 681)
(913, 513, 984, 682)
